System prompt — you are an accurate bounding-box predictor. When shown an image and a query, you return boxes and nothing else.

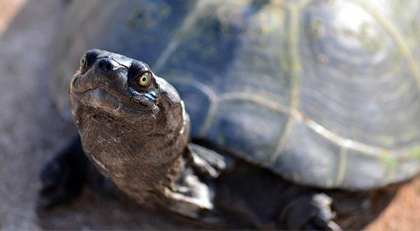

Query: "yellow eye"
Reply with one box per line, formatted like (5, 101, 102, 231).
(80, 55, 87, 68)
(138, 72, 151, 86)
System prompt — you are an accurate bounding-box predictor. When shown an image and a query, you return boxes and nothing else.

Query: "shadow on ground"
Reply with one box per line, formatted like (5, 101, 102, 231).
(0, 0, 201, 229)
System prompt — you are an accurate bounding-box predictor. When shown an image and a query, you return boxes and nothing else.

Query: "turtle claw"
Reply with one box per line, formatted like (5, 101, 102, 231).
(303, 216, 341, 231)
(280, 193, 341, 230)
(302, 194, 342, 230)
(37, 137, 88, 209)
(188, 143, 233, 179)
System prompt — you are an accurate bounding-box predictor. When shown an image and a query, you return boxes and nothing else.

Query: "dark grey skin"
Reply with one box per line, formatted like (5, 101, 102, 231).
(39, 50, 397, 230)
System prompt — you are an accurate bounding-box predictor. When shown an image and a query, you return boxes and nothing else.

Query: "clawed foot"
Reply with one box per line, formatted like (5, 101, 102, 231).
(281, 193, 341, 230)
(307, 215, 341, 230)
(303, 194, 341, 230)
(303, 216, 341, 230)
(188, 143, 232, 179)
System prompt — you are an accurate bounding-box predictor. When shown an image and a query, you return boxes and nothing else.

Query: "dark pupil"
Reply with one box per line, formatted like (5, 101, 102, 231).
(142, 77, 147, 82)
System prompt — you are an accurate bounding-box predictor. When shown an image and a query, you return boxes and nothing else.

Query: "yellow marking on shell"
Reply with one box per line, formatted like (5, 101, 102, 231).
(350, 0, 420, 183)
(335, 147, 347, 187)
(196, 85, 410, 160)
(310, 17, 325, 39)
(199, 1, 287, 136)
(153, 0, 209, 72)
(380, 155, 396, 185)
(354, 1, 420, 94)
(221, 92, 291, 113)
(200, 101, 219, 136)
(271, 0, 313, 163)
(149, 0, 220, 136)
(170, 77, 219, 137)
(184, 79, 419, 167)
(170, 78, 218, 102)
(298, 112, 392, 156)
(200, 91, 291, 136)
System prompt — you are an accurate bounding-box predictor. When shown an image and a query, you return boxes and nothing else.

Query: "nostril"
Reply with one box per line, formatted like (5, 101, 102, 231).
(98, 61, 105, 69)
(97, 59, 113, 72)
(105, 63, 112, 71)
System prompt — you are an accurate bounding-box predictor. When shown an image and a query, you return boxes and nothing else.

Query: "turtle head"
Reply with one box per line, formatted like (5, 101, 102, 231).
(69, 49, 188, 136)
(68, 49, 189, 194)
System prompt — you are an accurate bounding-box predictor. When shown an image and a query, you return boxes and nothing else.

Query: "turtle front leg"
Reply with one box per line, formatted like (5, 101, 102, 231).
(157, 144, 230, 222)
(187, 143, 233, 178)
(37, 136, 88, 209)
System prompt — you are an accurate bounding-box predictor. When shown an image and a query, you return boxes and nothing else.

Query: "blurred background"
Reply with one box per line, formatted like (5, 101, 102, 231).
(0, 0, 419, 230)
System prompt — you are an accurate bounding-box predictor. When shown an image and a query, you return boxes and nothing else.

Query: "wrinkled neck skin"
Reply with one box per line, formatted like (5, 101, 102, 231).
(69, 62, 190, 202)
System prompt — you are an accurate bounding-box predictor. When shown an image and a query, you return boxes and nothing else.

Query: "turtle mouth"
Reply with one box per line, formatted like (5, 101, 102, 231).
(71, 86, 121, 112)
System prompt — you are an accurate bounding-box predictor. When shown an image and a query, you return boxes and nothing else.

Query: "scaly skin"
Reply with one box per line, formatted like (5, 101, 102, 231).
(69, 49, 190, 203)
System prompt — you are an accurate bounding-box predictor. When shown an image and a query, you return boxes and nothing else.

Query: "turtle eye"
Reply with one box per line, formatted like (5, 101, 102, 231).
(80, 54, 87, 69)
(137, 72, 152, 87)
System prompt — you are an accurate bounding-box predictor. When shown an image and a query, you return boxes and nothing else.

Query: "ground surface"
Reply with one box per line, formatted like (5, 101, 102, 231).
(0, 0, 199, 229)
(0, 0, 418, 230)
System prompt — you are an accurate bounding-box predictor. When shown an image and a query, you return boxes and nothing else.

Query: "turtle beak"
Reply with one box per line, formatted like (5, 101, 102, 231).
(71, 49, 132, 94)
(71, 56, 128, 94)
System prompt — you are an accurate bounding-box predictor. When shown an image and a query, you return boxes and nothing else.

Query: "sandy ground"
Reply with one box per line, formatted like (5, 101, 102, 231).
(0, 0, 199, 230)
(0, 0, 418, 230)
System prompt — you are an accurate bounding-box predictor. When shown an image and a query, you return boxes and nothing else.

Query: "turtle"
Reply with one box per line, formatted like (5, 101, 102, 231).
(39, 0, 420, 230)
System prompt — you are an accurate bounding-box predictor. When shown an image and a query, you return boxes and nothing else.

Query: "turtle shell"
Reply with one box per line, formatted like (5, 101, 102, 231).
(53, 0, 420, 190)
